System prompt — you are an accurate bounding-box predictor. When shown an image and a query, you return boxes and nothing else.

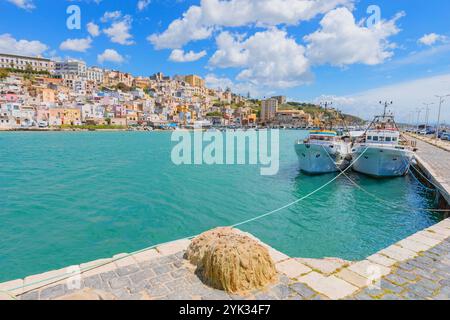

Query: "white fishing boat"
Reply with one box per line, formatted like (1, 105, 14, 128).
(351, 109, 415, 177)
(295, 130, 352, 174)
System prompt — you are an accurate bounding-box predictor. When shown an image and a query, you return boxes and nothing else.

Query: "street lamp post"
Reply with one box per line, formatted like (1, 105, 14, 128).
(423, 102, 434, 129)
(435, 94, 450, 140)
(416, 108, 423, 132)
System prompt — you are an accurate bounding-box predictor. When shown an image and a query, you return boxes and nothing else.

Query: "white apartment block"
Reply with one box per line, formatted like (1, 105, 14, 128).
(0, 53, 55, 73)
(55, 59, 87, 77)
(87, 67, 104, 84)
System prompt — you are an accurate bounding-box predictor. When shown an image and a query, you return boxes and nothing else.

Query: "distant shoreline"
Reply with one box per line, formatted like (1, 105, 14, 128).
(0, 128, 161, 132)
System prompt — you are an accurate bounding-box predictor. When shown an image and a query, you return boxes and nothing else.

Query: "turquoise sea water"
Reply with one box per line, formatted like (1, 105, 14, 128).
(0, 131, 443, 282)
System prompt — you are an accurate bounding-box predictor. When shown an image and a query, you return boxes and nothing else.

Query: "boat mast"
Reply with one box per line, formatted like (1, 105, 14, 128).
(320, 101, 333, 130)
(380, 101, 393, 117)
(357, 100, 393, 143)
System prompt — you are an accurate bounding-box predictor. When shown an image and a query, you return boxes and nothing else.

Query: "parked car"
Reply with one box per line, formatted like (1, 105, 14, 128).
(441, 132, 450, 141)
(438, 130, 448, 139)
(38, 121, 48, 128)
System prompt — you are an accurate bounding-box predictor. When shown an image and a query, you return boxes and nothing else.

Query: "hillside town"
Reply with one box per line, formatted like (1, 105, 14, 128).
(0, 52, 333, 131)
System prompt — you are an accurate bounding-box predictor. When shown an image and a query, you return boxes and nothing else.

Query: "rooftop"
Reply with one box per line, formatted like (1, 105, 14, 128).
(0, 52, 51, 62)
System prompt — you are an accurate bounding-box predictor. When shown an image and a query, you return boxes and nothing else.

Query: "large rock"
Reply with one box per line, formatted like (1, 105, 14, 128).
(186, 227, 277, 294)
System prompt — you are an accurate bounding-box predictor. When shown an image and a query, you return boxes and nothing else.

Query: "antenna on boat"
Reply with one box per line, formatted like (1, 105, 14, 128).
(379, 101, 393, 117)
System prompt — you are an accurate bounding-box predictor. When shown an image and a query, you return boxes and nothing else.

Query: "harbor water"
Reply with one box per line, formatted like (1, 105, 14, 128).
(0, 131, 444, 282)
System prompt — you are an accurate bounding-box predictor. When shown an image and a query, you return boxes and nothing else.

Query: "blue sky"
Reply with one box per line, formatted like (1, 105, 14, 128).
(1, 0, 450, 122)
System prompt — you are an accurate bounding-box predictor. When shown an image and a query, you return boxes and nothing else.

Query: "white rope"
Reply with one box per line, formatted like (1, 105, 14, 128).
(231, 147, 369, 228)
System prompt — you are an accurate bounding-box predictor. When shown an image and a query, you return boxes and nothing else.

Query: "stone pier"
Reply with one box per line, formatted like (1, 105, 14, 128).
(1, 219, 449, 301)
(406, 133, 450, 209)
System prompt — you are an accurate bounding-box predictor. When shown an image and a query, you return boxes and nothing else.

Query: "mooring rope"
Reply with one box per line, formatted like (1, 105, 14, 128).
(408, 162, 448, 194)
(231, 147, 370, 228)
(407, 166, 436, 192)
(5, 148, 371, 297)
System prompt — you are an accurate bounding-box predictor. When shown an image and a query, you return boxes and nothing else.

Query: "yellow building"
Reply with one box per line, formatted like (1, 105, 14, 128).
(63, 108, 82, 125)
(47, 108, 81, 126)
(185, 75, 205, 88)
(134, 77, 150, 89)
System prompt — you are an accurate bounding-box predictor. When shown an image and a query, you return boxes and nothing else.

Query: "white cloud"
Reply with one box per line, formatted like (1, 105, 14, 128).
(97, 49, 125, 64)
(59, 37, 92, 52)
(209, 28, 311, 88)
(304, 7, 403, 67)
(0, 33, 47, 56)
(148, 0, 353, 49)
(137, 0, 151, 11)
(209, 32, 249, 68)
(205, 74, 262, 97)
(418, 33, 448, 46)
(87, 22, 100, 37)
(148, 6, 212, 49)
(389, 44, 450, 67)
(201, 0, 353, 27)
(100, 11, 122, 23)
(103, 16, 134, 45)
(318, 73, 450, 123)
(169, 49, 207, 62)
(6, 0, 34, 10)
(313, 94, 356, 106)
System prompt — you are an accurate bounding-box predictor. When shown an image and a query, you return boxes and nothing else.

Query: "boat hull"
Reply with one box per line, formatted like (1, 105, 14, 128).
(352, 146, 414, 177)
(295, 143, 350, 174)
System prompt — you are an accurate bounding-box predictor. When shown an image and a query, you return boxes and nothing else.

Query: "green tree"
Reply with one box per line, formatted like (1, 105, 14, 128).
(206, 111, 223, 117)
(0, 68, 9, 79)
(25, 63, 33, 74)
(116, 82, 131, 92)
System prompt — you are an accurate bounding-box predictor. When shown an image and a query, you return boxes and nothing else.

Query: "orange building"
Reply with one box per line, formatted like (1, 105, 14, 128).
(185, 75, 205, 88)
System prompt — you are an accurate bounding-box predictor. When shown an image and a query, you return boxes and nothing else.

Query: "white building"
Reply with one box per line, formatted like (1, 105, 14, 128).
(0, 53, 55, 73)
(55, 59, 87, 77)
(87, 67, 104, 84)
(80, 104, 105, 122)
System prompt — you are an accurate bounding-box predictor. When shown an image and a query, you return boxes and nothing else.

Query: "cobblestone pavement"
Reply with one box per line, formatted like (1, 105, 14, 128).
(349, 237, 450, 300)
(13, 236, 450, 301)
(1, 221, 449, 301)
(15, 251, 324, 301)
(411, 137, 450, 185)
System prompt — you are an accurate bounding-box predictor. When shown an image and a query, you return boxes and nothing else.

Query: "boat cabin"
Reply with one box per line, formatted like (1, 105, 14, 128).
(308, 130, 338, 141)
(365, 130, 400, 145)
